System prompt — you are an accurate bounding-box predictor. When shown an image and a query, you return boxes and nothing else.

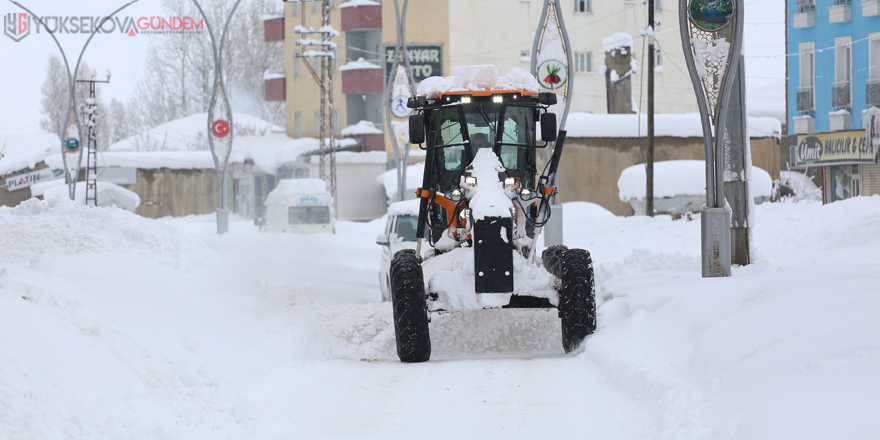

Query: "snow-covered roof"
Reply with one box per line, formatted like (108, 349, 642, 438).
(263, 70, 285, 81)
(107, 112, 283, 152)
(265, 178, 330, 206)
(617, 160, 772, 201)
(339, 0, 380, 8)
(316, 151, 387, 165)
(0, 133, 61, 175)
(387, 198, 421, 217)
(339, 58, 382, 71)
(416, 66, 539, 99)
(46, 135, 359, 175)
(341, 120, 383, 136)
(564, 113, 781, 139)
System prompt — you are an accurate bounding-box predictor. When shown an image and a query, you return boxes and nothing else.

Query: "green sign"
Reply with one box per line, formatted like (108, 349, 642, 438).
(689, 0, 734, 31)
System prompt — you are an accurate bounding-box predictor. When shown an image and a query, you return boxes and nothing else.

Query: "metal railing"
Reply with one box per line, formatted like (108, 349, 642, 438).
(832, 81, 851, 110)
(797, 86, 813, 112)
(867, 78, 880, 108)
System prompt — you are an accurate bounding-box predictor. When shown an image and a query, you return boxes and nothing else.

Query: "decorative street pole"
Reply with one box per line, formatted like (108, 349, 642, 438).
(385, 0, 415, 203)
(679, 0, 743, 277)
(532, 0, 573, 247)
(193, 0, 243, 234)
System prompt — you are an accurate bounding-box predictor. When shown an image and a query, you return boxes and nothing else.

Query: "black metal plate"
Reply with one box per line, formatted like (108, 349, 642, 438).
(473, 216, 514, 293)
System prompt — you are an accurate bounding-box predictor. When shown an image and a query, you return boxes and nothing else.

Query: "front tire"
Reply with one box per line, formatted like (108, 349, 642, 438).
(541, 245, 569, 278)
(559, 248, 596, 353)
(390, 249, 431, 362)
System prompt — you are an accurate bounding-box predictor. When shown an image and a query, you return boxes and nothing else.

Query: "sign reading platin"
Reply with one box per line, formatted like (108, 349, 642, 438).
(796, 130, 876, 166)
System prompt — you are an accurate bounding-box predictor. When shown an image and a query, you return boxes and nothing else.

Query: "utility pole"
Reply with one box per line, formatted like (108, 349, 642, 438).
(294, 0, 339, 213)
(646, 0, 655, 217)
(76, 75, 110, 207)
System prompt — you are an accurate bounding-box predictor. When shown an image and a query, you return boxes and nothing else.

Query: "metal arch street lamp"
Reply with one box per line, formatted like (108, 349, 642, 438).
(8, 0, 142, 200)
(385, 0, 416, 203)
(679, 0, 743, 277)
(192, 0, 244, 234)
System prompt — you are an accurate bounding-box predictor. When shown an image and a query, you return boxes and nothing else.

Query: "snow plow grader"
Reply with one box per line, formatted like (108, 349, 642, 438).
(390, 66, 596, 362)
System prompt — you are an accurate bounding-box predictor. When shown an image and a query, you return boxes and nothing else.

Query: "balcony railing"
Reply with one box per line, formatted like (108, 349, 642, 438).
(832, 81, 851, 109)
(867, 79, 880, 108)
(797, 0, 814, 8)
(797, 86, 813, 112)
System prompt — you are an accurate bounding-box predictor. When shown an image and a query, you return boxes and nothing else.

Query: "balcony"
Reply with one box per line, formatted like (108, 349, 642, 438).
(793, 116, 815, 134)
(797, 86, 813, 112)
(339, 1, 381, 31)
(832, 81, 851, 109)
(829, 110, 852, 130)
(867, 79, 880, 107)
(863, 0, 880, 16)
(339, 58, 383, 94)
(263, 15, 284, 42)
(829, 3, 852, 22)
(794, 10, 815, 27)
(264, 71, 286, 102)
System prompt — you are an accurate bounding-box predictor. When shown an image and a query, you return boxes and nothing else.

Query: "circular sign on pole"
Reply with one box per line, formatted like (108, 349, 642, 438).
(536, 59, 567, 90)
(65, 138, 80, 153)
(390, 94, 412, 119)
(212, 120, 230, 138)
(689, 0, 734, 31)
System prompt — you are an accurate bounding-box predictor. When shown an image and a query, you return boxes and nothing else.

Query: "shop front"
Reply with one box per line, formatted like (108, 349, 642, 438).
(793, 129, 880, 203)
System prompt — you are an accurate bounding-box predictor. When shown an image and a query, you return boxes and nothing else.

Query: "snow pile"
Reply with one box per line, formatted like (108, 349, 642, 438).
(602, 33, 633, 52)
(338, 58, 381, 71)
(107, 112, 283, 152)
(386, 198, 421, 216)
(43, 181, 141, 212)
(266, 178, 327, 204)
(377, 162, 425, 199)
(617, 160, 772, 201)
(564, 113, 781, 138)
(417, 66, 539, 98)
(0, 133, 60, 175)
(466, 148, 514, 220)
(779, 171, 821, 202)
(339, 0, 380, 8)
(340, 120, 383, 136)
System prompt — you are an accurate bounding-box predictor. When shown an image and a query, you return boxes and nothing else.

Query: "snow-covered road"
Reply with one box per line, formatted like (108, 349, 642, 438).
(2, 196, 879, 439)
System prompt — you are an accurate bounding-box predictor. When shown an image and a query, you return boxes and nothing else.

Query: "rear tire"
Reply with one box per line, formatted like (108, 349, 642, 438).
(390, 249, 431, 362)
(559, 248, 596, 353)
(541, 245, 568, 278)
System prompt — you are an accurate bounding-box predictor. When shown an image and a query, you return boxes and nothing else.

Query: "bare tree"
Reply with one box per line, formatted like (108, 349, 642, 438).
(40, 55, 108, 149)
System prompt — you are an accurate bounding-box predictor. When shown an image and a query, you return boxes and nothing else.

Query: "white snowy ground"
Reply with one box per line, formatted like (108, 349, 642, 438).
(2, 196, 879, 439)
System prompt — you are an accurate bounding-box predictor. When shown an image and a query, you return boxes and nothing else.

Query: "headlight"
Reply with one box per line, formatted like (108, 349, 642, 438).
(461, 96, 472, 104)
(518, 188, 538, 201)
(446, 189, 464, 202)
(503, 177, 518, 190)
(463, 175, 477, 188)
(460, 208, 472, 222)
(492, 95, 503, 104)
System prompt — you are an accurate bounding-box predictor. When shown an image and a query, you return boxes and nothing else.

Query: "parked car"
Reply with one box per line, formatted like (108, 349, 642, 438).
(376, 199, 422, 302)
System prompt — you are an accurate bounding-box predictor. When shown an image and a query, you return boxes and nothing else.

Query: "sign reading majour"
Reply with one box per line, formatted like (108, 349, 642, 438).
(384, 44, 443, 84)
(797, 130, 876, 166)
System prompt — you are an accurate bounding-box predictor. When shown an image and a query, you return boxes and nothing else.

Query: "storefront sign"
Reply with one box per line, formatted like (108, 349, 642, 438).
(384, 44, 442, 83)
(5, 168, 63, 191)
(796, 130, 875, 166)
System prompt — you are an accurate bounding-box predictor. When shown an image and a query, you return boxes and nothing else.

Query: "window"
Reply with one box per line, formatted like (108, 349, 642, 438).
(797, 0, 815, 12)
(834, 36, 852, 109)
(334, 110, 341, 135)
(870, 33, 880, 81)
(653, 48, 662, 70)
(575, 0, 591, 13)
(833, 0, 850, 4)
(574, 52, 592, 73)
(289, 206, 331, 225)
(294, 56, 301, 76)
(798, 42, 815, 113)
(314, 110, 321, 137)
(294, 111, 303, 138)
(291, 2, 299, 16)
(312, 1, 319, 13)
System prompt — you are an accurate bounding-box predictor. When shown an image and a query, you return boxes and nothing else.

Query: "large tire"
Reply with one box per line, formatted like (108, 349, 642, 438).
(390, 249, 431, 362)
(541, 245, 569, 278)
(559, 248, 596, 353)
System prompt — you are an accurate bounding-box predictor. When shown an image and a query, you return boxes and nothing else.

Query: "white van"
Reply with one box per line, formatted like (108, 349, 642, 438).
(261, 179, 335, 234)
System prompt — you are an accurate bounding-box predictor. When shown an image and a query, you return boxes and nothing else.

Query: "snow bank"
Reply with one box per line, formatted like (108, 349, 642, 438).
(617, 160, 772, 201)
(565, 113, 781, 138)
(416, 66, 539, 98)
(43, 181, 141, 212)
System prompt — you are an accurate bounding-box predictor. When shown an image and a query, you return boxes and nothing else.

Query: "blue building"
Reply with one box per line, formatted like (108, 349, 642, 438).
(786, 0, 880, 202)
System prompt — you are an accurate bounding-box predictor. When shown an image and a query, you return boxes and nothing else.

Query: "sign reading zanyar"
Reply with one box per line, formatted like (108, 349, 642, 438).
(384, 44, 442, 84)
(796, 130, 876, 166)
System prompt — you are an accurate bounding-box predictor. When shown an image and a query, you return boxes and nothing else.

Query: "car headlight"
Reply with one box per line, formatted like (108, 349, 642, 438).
(446, 189, 464, 202)
(463, 175, 477, 189)
(459, 207, 472, 223)
(503, 177, 518, 190)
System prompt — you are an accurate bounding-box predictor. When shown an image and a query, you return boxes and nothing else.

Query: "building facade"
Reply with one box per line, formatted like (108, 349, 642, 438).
(786, 0, 880, 202)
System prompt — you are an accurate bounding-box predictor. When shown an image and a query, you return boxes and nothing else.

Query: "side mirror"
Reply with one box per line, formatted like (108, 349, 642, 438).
(540, 113, 557, 142)
(409, 114, 425, 144)
(376, 234, 390, 246)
